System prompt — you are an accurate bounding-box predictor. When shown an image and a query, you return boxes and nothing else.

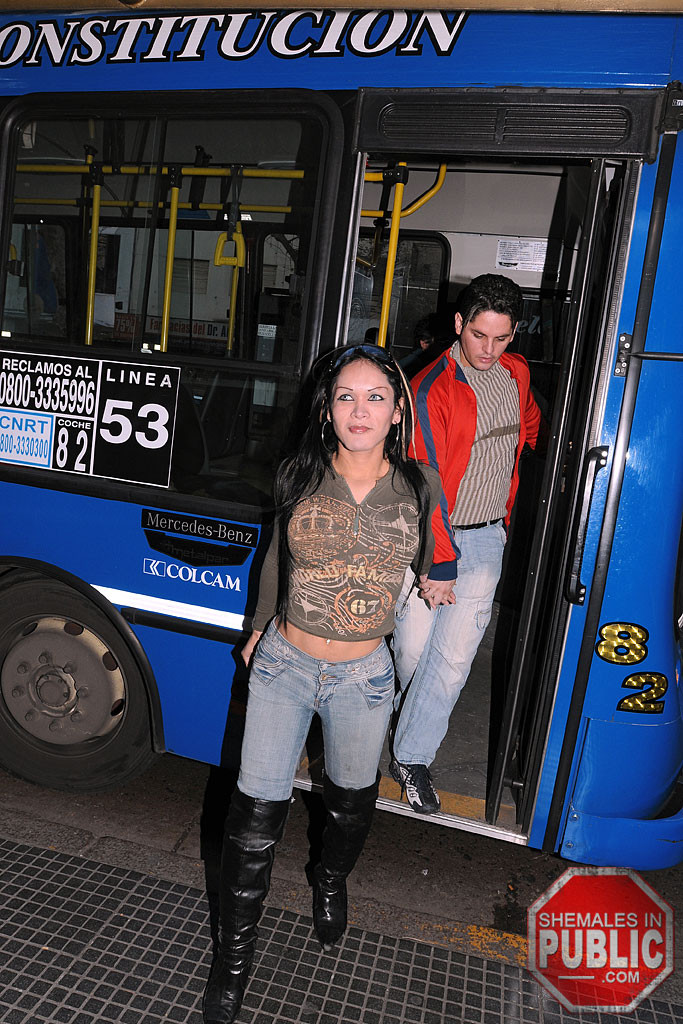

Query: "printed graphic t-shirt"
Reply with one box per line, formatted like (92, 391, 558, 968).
(252, 464, 442, 640)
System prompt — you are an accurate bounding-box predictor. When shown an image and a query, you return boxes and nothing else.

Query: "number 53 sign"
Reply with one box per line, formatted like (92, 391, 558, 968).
(0, 352, 181, 487)
(91, 362, 181, 486)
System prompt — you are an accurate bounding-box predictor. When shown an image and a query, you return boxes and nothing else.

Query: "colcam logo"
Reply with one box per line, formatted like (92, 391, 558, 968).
(143, 558, 241, 590)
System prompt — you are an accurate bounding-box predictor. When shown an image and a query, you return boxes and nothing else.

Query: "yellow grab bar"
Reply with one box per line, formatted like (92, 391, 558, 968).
(17, 163, 303, 180)
(361, 163, 447, 220)
(160, 181, 180, 354)
(214, 225, 246, 353)
(84, 179, 102, 347)
(14, 198, 292, 216)
(377, 162, 407, 350)
(356, 163, 446, 349)
(402, 163, 447, 216)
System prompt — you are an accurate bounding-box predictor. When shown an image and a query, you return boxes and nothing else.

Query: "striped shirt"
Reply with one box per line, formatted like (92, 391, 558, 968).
(450, 341, 520, 526)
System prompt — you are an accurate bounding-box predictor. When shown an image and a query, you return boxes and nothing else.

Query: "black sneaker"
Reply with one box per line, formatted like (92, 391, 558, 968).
(390, 759, 441, 814)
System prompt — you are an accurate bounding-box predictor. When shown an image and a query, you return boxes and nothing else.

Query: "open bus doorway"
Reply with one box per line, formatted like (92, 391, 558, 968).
(310, 151, 633, 842)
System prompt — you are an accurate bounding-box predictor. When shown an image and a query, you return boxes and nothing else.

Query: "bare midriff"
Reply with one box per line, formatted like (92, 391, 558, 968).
(277, 620, 383, 662)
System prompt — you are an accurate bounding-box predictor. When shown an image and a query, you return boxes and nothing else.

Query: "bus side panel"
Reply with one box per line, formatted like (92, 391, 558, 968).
(0, 12, 676, 95)
(0, 483, 258, 624)
(526, 155, 657, 852)
(529, 152, 683, 868)
(563, 809, 683, 871)
(558, 357, 683, 869)
(0, 480, 259, 766)
(129, 624, 237, 766)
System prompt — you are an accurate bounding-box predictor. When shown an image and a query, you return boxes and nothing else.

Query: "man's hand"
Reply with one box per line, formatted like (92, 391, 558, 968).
(418, 575, 456, 608)
(241, 629, 263, 666)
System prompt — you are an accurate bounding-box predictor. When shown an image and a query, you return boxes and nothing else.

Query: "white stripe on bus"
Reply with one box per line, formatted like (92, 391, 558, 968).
(92, 586, 245, 631)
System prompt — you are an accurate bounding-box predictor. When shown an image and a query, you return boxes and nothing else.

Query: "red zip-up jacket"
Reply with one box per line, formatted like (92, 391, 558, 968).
(412, 348, 542, 581)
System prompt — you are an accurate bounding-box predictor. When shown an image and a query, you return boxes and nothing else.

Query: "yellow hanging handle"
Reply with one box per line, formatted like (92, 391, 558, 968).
(214, 224, 246, 353)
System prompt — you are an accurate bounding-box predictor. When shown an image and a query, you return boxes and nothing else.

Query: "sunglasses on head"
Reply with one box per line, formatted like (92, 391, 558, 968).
(329, 343, 396, 369)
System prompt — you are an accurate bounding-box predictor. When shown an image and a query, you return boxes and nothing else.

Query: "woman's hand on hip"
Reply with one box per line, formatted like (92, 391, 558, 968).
(241, 629, 263, 666)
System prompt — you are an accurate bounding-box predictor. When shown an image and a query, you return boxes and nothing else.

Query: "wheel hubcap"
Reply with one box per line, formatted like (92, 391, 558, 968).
(2, 616, 126, 744)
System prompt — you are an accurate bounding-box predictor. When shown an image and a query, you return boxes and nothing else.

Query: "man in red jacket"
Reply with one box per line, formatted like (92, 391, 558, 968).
(391, 274, 542, 814)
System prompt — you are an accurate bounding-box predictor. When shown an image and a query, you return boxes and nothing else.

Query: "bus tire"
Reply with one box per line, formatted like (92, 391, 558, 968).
(0, 576, 157, 791)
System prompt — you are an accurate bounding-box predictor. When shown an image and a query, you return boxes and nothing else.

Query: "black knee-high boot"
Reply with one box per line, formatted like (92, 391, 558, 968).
(203, 789, 290, 1024)
(312, 772, 380, 950)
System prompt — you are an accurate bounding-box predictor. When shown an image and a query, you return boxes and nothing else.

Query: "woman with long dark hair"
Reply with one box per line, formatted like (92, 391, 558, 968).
(203, 344, 458, 1024)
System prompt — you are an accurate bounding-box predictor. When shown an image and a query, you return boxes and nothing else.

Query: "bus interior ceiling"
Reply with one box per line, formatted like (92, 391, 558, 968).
(339, 155, 624, 830)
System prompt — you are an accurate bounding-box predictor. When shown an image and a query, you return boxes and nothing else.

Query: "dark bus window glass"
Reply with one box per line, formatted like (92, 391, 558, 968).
(2, 112, 325, 505)
(350, 233, 446, 355)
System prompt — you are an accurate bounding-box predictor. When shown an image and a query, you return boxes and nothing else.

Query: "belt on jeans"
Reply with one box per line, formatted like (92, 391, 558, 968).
(454, 518, 503, 531)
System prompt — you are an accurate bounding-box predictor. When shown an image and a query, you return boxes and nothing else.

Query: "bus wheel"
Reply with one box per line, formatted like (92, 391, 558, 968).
(0, 577, 157, 791)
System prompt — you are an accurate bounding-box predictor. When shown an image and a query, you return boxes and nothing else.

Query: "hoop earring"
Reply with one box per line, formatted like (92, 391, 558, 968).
(321, 419, 337, 453)
(385, 422, 400, 456)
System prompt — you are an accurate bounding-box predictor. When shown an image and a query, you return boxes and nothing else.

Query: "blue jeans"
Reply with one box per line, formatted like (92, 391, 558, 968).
(238, 622, 395, 800)
(391, 521, 506, 766)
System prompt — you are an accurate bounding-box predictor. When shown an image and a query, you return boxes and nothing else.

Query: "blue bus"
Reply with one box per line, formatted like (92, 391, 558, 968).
(0, 3, 681, 870)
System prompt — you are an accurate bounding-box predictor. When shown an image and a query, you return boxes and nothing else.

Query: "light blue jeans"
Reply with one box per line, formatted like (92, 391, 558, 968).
(238, 621, 395, 800)
(391, 521, 506, 766)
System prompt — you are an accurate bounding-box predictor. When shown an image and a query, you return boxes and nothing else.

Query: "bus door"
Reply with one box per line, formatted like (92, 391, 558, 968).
(485, 157, 636, 832)
(349, 88, 662, 843)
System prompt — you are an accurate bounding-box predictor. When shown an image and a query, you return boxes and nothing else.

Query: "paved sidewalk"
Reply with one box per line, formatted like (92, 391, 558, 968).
(0, 837, 681, 1024)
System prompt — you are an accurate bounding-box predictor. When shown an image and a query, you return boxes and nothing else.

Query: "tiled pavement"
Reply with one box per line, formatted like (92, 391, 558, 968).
(0, 838, 681, 1024)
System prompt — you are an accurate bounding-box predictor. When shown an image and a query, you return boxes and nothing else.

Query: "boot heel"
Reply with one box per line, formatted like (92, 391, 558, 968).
(203, 954, 251, 1024)
(203, 790, 289, 1024)
(312, 863, 347, 950)
(312, 773, 380, 951)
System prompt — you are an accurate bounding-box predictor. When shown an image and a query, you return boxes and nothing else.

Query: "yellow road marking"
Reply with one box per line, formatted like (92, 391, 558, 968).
(379, 775, 519, 829)
(406, 920, 528, 966)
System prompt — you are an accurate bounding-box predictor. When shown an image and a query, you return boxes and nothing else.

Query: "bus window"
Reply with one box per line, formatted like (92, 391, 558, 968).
(349, 231, 447, 354)
(2, 109, 326, 505)
(515, 291, 572, 420)
(5, 223, 65, 337)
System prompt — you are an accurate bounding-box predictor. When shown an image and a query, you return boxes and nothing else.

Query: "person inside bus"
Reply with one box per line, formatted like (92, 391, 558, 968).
(390, 274, 543, 814)
(399, 312, 455, 377)
(203, 343, 458, 1024)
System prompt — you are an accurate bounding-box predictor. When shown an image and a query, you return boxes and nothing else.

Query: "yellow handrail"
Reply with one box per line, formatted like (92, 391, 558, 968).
(214, 225, 246, 353)
(160, 181, 181, 354)
(403, 163, 447, 215)
(377, 162, 407, 350)
(17, 163, 303, 180)
(358, 163, 447, 349)
(361, 163, 446, 220)
(84, 179, 102, 347)
(14, 198, 293, 214)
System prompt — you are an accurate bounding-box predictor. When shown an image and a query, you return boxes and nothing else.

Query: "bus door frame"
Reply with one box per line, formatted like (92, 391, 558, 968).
(485, 156, 637, 829)
(541, 93, 683, 853)
(353, 85, 665, 836)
